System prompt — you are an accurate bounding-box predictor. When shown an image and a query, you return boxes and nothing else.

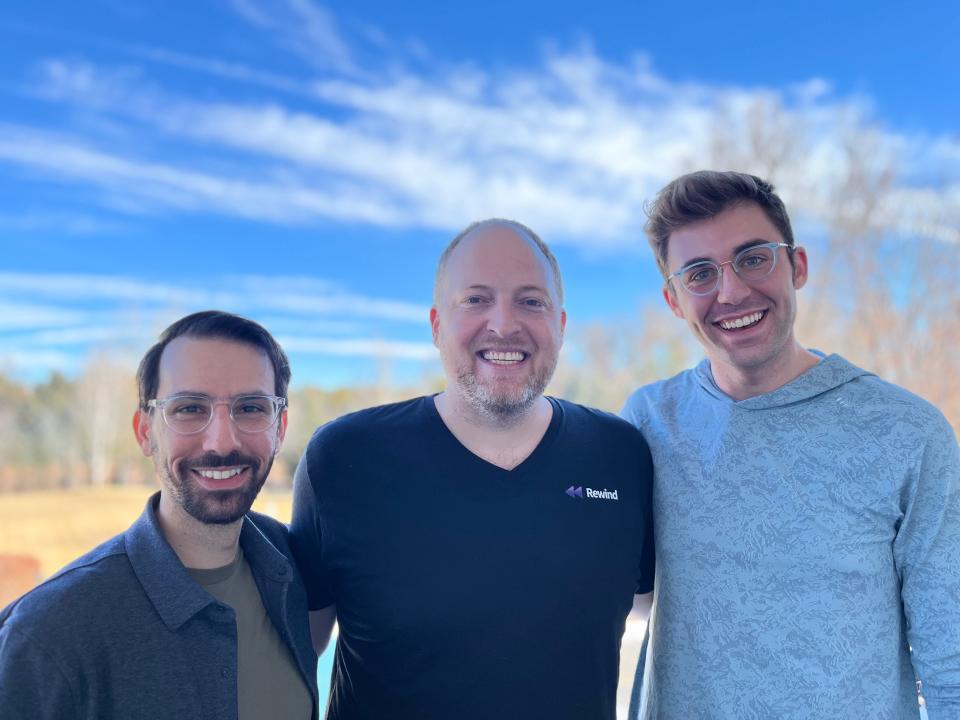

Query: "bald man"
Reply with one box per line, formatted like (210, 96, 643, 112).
(290, 219, 655, 720)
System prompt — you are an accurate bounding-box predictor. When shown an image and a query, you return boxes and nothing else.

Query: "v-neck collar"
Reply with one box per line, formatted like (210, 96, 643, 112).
(425, 394, 563, 475)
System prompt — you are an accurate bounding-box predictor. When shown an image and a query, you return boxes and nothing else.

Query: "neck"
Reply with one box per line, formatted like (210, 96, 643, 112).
(711, 341, 820, 401)
(156, 492, 243, 569)
(434, 391, 553, 470)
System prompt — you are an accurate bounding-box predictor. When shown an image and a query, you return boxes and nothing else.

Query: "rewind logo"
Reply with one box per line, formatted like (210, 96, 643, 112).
(566, 486, 618, 501)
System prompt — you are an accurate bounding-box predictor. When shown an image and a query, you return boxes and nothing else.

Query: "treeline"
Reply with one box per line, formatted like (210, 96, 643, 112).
(3, 286, 956, 494)
(0, 363, 440, 493)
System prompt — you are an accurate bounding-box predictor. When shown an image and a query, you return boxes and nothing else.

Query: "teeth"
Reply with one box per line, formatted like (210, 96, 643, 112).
(198, 468, 242, 480)
(482, 350, 524, 363)
(719, 311, 764, 330)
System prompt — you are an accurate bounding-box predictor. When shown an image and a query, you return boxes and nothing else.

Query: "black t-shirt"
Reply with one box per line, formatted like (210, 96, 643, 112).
(290, 396, 654, 720)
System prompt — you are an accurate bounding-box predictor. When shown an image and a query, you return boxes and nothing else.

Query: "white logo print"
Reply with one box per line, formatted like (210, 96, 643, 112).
(566, 486, 618, 501)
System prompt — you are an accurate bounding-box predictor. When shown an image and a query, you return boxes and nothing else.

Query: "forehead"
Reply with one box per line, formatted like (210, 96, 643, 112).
(156, 336, 274, 397)
(666, 202, 784, 269)
(440, 224, 558, 296)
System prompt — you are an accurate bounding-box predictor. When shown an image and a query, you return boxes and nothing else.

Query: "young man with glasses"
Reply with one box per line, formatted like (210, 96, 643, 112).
(624, 171, 959, 719)
(0, 311, 318, 720)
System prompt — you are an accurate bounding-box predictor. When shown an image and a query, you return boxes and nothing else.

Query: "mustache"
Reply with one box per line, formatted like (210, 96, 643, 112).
(183, 451, 261, 472)
(472, 338, 534, 353)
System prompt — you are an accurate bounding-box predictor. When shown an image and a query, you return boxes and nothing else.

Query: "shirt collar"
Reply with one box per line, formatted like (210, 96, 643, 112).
(124, 493, 294, 630)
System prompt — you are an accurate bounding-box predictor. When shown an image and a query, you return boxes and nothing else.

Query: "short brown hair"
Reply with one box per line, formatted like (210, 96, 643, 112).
(433, 218, 564, 304)
(137, 310, 291, 409)
(645, 171, 795, 279)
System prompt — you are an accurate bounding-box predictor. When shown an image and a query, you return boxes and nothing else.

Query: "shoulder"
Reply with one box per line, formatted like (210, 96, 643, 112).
(552, 397, 649, 446)
(842, 369, 953, 434)
(1, 534, 131, 640)
(307, 396, 432, 447)
(621, 367, 698, 428)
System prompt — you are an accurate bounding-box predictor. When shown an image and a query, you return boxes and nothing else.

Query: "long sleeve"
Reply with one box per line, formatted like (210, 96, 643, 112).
(894, 413, 960, 718)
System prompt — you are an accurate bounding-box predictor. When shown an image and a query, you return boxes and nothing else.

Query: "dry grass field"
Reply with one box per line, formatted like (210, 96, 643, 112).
(0, 486, 293, 605)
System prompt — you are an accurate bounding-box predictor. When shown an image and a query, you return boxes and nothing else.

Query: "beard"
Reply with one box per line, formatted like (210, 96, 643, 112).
(456, 356, 556, 424)
(154, 448, 271, 525)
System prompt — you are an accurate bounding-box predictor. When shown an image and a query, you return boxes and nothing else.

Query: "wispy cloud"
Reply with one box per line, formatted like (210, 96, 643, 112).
(9, 37, 958, 248)
(0, 301, 89, 330)
(0, 272, 433, 379)
(0, 272, 428, 322)
(279, 335, 435, 360)
(228, 0, 357, 75)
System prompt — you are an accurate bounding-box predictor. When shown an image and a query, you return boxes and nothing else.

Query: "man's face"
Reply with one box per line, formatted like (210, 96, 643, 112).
(663, 202, 808, 376)
(133, 336, 286, 525)
(430, 224, 566, 421)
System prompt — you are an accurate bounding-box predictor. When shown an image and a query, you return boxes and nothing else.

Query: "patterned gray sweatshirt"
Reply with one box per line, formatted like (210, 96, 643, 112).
(622, 353, 960, 720)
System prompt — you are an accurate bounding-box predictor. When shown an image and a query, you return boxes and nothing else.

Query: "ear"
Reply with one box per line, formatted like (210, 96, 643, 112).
(791, 246, 809, 289)
(559, 309, 567, 341)
(429, 306, 441, 347)
(132, 409, 154, 457)
(662, 284, 685, 320)
(274, 410, 289, 455)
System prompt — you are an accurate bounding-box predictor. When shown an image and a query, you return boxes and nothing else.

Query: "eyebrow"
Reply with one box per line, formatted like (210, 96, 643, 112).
(163, 390, 272, 399)
(678, 238, 772, 268)
(461, 284, 550, 295)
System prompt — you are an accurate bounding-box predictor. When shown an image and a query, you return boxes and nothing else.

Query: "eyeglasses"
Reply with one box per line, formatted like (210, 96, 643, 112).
(667, 242, 791, 296)
(147, 394, 286, 435)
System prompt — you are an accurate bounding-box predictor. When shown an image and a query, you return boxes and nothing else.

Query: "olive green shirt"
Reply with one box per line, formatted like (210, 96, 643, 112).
(190, 548, 313, 720)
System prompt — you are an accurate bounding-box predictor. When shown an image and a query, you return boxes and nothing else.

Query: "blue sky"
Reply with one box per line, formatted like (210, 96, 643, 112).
(1, 0, 958, 387)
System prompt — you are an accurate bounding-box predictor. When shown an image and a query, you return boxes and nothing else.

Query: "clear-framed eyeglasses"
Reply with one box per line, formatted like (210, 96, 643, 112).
(147, 394, 287, 435)
(666, 242, 792, 296)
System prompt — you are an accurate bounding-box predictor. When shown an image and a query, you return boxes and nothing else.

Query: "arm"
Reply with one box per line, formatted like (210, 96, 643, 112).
(289, 444, 337, 618)
(309, 605, 337, 655)
(0, 623, 77, 719)
(894, 416, 960, 717)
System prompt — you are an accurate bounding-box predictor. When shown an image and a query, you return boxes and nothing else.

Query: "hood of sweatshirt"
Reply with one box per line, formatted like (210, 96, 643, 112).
(693, 352, 874, 411)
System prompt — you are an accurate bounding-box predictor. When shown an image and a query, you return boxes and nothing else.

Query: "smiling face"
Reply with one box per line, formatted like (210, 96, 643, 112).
(663, 201, 809, 387)
(431, 223, 566, 422)
(133, 336, 287, 526)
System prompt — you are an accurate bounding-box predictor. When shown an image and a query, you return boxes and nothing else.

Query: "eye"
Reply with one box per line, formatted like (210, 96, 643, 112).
(167, 398, 210, 416)
(234, 398, 271, 415)
(738, 252, 769, 269)
(463, 295, 488, 305)
(685, 265, 717, 285)
(520, 297, 546, 308)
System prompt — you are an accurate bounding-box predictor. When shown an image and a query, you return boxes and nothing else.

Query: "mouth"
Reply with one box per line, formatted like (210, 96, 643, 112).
(715, 310, 765, 331)
(191, 466, 249, 489)
(478, 349, 528, 365)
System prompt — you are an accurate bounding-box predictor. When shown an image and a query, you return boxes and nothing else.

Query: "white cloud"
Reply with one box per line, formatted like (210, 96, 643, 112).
(4, 23, 959, 249)
(5, 326, 130, 347)
(0, 272, 427, 323)
(279, 335, 435, 360)
(228, 0, 357, 74)
(0, 302, 88, 329)
(0, 350, 79, 375)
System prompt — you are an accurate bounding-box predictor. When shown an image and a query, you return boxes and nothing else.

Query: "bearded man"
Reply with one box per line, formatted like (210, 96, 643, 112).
(0, 311, 318, 720)
(290, 219, 655, 720)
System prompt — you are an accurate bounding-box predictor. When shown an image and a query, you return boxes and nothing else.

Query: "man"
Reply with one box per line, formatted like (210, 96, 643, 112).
(624, 171, 960, 719)
(291, 219, 655, 719)
(0, 311, 318, 720)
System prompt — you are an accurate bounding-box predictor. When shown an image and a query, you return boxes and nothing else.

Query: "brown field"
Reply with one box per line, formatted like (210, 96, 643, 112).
(0, 486, 293, 605)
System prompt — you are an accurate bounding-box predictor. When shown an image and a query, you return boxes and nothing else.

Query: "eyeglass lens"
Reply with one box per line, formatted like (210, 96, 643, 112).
(681, 244, 778, 294)
(162, 396, 279, 434)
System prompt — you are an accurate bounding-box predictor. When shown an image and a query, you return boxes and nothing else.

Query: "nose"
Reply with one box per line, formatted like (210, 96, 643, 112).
(201, 404, 241, 454)
(486, 300, 519, 336)
(715, 262, 751, 304)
